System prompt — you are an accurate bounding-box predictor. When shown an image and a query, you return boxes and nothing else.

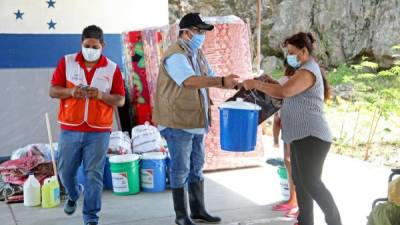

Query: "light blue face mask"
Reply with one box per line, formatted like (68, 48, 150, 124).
(287, 54, 301, 68)
(181, 29, 206, 49)
(189, 33, 206, 49)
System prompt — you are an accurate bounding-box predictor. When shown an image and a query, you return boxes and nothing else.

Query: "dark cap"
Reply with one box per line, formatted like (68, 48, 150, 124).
(179, 13, 214, 31)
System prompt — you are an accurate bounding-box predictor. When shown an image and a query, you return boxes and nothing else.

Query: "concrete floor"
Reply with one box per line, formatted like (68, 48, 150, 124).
(1, 137, 392, 225)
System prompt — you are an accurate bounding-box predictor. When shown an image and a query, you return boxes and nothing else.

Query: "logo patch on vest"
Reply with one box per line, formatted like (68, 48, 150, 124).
(71, 73, 83, 84)
(93, 75, 111, 92)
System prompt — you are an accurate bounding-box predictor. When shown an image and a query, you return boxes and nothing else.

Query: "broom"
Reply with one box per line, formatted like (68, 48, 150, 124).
(45, 113, 59, 182)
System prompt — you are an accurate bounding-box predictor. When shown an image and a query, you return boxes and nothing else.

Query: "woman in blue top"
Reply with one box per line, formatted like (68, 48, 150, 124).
(243, 32, 342, 225)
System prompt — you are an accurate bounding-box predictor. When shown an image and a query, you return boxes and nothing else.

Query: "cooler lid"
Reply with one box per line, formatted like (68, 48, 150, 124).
(109, 154, 140, 163)
(219, 98, 261, 110)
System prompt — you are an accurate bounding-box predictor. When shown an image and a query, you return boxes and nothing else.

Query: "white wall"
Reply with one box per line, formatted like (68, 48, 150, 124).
(0, 0, 169, 155)
(0, 0, 169, 33)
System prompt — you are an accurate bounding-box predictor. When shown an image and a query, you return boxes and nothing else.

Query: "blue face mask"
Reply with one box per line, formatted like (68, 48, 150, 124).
(287, 54, 301, 68)
(189, 33, 206, 49)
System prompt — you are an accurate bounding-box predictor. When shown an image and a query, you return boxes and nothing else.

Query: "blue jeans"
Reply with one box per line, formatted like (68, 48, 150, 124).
(58, 129, 110, 224)
(160, 128, 205, 188)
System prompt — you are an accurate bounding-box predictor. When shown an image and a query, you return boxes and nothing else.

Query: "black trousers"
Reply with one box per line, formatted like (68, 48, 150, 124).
(290, 136, 342, 225)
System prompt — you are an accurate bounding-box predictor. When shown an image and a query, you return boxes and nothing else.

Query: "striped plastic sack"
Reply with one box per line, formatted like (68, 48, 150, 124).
(131, 122, 162, 153)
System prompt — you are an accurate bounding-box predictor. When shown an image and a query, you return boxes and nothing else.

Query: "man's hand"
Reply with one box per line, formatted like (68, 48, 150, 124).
(70, 86, 86, 99)
(86, 87, 103, 100)
(223, 74, 240, 89)
(242, 79, 259, 90)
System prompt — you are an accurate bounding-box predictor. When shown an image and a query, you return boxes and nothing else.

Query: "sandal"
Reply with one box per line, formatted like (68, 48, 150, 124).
(285, 207, 299, 218)
(272, 203, 297, 211)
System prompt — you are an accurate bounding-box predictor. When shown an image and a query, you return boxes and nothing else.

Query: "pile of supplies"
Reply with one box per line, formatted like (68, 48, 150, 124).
(0, 144, 56, 204)
(0, 121, 169, 206)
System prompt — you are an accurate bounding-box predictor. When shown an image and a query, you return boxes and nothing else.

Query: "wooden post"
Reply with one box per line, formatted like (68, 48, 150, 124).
(256, 0, 262, 75)
(246, 18, 253, 67)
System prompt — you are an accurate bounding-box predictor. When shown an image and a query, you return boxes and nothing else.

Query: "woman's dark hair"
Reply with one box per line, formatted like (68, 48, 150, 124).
(283, 32, 315, 54)
(283, 32, 331, 101)
(82, 25, 104, 43)
(319, 65, 331, 102)
(283, 59, 296, 77)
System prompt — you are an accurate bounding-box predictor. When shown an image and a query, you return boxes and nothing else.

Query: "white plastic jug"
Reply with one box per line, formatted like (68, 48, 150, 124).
(23, 173, 41, 206)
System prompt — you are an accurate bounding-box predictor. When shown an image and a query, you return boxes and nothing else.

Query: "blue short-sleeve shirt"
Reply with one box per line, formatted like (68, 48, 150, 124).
(159, 52, 215, 134)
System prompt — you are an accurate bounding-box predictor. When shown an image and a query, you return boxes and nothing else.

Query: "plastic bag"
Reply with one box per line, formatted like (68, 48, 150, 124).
(11, 144, 57, 162)
(108, 131, 132, 155)
(131, 122, 162, 153)
(227, 76, 282, 124)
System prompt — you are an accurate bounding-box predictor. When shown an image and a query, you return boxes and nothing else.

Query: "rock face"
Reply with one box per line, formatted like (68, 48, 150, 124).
(333, 84, 355, 101)
(169, 0, 400, 67)
(261, 56, 283, 74)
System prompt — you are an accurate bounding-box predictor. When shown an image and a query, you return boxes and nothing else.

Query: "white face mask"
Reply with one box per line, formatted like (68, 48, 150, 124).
(82, 46, 102, 62)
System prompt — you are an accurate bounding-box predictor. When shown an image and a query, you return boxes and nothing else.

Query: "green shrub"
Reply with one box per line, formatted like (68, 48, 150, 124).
(327, 64, 356, 85)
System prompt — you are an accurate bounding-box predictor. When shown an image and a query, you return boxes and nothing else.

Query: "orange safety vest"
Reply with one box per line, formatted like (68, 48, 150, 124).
(57, 53, 116, 129)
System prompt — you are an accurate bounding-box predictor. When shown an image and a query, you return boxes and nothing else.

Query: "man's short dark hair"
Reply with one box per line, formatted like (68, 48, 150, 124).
(82, 25, 104, 43)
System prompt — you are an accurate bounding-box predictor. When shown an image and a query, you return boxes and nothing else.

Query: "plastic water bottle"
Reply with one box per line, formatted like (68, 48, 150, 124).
(23, 173, 41, 206)
(41, 176, 60, 208)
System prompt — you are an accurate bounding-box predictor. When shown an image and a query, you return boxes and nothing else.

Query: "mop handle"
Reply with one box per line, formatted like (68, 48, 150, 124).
(45, 113, 58, 178)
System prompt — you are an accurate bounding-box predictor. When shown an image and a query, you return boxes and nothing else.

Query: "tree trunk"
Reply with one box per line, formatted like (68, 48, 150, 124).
(364, 108, 380, 160)
(255, 0, 262, 75)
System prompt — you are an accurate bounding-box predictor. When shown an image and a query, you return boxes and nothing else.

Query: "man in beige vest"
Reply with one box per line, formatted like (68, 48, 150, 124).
(153, 13, 239, 225)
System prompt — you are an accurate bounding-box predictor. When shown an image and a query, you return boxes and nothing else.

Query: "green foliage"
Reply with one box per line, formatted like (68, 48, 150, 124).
(360, 61, 379, 69)
(357, 73, 376, 80)
(346, 45, 400, 117)
(391, 44, 400, 50)
(270, 69, 283, 79)
(378, 70, 395, 77)
(351, 64, 363, 70)
(329, 44, 400, 161)
(327, 64, 356, 85)
(390, 66, 400, 75)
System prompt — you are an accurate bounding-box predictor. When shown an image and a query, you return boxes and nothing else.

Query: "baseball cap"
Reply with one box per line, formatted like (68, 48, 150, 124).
(179, 13, 214, 31)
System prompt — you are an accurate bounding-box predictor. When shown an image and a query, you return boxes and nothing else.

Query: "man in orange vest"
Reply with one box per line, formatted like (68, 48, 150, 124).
(49, 25, 125, 225)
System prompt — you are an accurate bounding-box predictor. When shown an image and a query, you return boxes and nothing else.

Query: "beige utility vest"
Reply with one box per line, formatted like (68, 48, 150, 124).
(152, 43, 212, 129)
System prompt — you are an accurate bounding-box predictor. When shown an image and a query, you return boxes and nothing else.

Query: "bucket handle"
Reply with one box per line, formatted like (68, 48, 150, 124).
(249, 89, 259, 110)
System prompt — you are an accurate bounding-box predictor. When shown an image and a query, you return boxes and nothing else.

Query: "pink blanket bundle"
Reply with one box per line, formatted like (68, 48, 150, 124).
(0, 153, 46, 185)
(142, 29, 165, 107)
(202, 17, 264, 170)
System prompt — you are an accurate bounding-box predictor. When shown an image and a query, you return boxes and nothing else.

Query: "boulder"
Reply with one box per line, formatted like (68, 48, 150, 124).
(169, 0, 400, 67)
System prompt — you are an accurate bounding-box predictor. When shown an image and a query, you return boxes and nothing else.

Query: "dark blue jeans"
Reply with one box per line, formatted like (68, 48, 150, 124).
(160, 128, 205, 188)
(58, 129, 110, 225)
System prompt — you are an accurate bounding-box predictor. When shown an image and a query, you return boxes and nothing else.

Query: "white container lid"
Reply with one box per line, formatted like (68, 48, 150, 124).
(219, 98, 261, 110)
(141, 152, 167, 160)
(109, 154, 140, 163)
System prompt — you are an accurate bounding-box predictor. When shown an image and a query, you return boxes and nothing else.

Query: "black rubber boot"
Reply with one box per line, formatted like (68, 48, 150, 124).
(172, 188, 196, 225)
(189, 181, 221, 224)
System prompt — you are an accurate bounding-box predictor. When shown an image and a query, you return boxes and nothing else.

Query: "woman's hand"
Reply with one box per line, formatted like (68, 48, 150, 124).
(258, 74, 279, 84)
(242, 79, 259, 90)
